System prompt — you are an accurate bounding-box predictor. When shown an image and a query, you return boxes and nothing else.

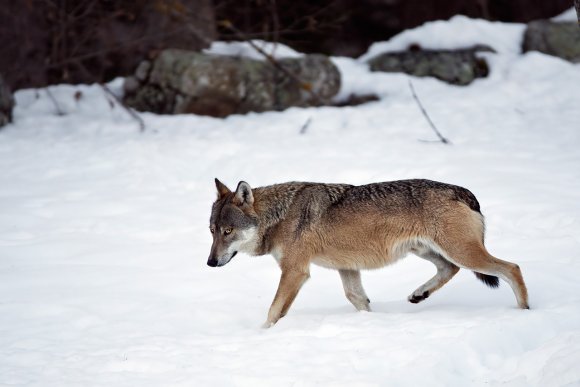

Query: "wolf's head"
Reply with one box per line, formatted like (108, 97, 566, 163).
(207, 178, 259, 267)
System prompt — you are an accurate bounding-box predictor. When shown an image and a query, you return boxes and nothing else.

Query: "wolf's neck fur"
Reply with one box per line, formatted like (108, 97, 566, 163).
(251, 183, 306, 255)
(254, 185, 298, 225)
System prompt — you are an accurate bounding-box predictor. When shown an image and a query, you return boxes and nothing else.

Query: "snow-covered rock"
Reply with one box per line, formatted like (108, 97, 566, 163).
(367, 45, 493, 85)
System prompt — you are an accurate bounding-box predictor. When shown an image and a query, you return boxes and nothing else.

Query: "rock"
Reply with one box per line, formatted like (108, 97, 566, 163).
(333, 93, 380, 107)
(123, 76, 141, 95)
(367, 45, 493, 85)
(135, 61, 152, 82)
(523, 21, 580, 63)
(124, 49, 341, 117)
(0, 74, 14, 127)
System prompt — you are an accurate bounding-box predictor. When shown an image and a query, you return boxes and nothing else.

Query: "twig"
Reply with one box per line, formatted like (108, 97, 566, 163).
(299, 117, 312, 134)
(45, 87, 65, 116)
(408, 80, 451, 145)
(283, 0, 342, 32)
(269, 0, 280, 51)
(218, 20, 325, 105)
(44, 22, 212, 71)
(100, 84, 145, 133)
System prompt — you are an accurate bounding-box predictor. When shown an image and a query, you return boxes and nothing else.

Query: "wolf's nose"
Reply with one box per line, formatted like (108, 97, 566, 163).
(207, 258, 218, 267)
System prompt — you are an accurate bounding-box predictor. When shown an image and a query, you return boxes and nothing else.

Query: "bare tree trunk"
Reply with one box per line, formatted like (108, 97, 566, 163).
(575, 0, 580, 25)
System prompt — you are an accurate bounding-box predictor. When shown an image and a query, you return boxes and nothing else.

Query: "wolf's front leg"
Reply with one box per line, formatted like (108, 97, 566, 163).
(263, 269, 310, 328)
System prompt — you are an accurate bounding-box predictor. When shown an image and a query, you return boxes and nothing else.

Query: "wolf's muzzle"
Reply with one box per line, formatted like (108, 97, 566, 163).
(207, 251, 238, 267)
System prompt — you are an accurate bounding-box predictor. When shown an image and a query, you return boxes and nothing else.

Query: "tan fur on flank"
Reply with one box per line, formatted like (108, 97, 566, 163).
(207, 179, 529, 327)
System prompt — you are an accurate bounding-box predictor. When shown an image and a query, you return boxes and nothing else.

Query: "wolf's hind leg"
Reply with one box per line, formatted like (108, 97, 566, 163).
(339, 269, 371, 311)
(433, 206, 529, 309)
(439, 241, 529, 309)
(408, 250, 459, 304)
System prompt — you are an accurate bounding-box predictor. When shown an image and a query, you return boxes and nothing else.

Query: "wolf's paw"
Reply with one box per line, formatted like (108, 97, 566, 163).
(408, 290, 430, 304)
(261, 321, 275, 329)
(346, 292, 371, 311)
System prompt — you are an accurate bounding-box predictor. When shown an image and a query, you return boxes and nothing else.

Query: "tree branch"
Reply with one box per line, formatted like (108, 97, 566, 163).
(100, 84, 145, 132)
(408, 80, 451, 145)
(218, 20, 325, 105)
(46, 87, 65, 116)
(299, 117, 312, 134)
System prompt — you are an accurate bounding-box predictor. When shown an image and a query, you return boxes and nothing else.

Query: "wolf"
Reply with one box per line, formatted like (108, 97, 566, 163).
(207, 178, 529, 328)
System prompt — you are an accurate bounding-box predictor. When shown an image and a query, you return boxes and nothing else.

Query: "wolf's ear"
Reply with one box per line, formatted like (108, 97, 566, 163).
(234, 181, 254, 206)
(215, 178, 231, 198)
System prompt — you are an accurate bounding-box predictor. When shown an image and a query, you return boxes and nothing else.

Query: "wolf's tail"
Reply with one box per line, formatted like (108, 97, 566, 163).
(474, 272, 500, 288)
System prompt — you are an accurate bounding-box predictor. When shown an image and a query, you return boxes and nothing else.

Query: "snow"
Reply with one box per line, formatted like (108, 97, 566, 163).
(204, 40, 303, 59)
(359, 16, 526, 61)
(552, 7, 578, 22)
(2, 16, 580, 387)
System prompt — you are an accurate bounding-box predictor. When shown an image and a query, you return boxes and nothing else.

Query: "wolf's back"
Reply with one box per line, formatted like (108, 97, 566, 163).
(330, 179, 481, 214)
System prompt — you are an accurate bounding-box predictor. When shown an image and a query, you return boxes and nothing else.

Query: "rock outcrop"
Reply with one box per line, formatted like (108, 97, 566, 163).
(523, 21, 580, 63)
(367, 45, 493, 86)
(124, 49, 341, 117)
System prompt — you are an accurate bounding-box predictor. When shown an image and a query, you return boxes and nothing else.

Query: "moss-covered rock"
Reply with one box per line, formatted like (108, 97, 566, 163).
(523, 21, 580, 63)
(124, 49, 340, 117)
(367, 45, 493, 85)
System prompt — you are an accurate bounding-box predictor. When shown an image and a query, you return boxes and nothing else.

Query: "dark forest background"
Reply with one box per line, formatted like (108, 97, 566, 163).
(0, 0, 571, 91)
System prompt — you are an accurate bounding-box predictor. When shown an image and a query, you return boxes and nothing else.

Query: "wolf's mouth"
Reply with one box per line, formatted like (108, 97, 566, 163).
(217, 251, 238, 267)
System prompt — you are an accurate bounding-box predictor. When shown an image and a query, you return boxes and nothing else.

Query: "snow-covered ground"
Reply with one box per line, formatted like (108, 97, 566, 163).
(1, 13, 580, 387)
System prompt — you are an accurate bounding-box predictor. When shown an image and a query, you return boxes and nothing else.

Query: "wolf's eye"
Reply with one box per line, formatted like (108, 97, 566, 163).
(210, 227, 215, 234)
(224, 227, 233, 235)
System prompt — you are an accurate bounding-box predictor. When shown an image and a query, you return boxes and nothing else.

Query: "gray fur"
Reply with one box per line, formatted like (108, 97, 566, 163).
(208, 178, 528, 326)
(211, 179, 482, 255)
(333, 179, 480, 213)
